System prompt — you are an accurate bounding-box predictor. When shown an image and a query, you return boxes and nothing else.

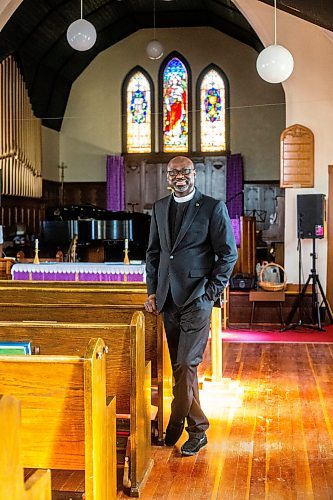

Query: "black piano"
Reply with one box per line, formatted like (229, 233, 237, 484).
(41, 204, 151, 262)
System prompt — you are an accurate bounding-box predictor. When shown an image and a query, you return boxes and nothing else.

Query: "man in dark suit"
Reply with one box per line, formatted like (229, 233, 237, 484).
(144, 156, 237, 456)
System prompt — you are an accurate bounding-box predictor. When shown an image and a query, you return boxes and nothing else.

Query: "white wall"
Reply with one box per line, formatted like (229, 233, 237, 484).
(60, 26, 284, 182)
(41, 127, 60, 182)
(0, 0, 22, 30)
(235, 0, 333, 287)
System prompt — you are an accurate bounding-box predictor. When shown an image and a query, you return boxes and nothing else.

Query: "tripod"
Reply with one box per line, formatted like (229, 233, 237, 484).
(283, 238, 333, 331)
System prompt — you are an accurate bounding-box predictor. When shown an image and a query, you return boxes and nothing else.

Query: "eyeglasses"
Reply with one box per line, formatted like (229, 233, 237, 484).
(167, 168, 194, 177)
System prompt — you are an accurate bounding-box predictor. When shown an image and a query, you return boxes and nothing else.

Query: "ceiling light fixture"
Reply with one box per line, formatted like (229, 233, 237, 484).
(146, 0, 164, 60)
(67, 0, 97, 51)
(256, 0, 294, 83)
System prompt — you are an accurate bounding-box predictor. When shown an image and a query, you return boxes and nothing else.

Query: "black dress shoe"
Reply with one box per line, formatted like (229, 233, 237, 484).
(181, 434, 207, 456)
(164, 419, 185, 446)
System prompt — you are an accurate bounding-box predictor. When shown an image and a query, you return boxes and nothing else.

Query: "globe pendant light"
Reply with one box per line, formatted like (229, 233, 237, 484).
(256, 0, 294, 83)
(146, 0, 163, 60)
(67, 0, 97, 51)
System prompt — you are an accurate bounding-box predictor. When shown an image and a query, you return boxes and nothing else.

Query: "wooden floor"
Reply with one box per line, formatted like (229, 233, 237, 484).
(118, 342, 333, 499)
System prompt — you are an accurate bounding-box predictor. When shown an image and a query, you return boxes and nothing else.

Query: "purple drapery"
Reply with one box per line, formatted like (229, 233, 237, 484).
(226, 153, 244, 219)
(106, 155, 125, 211)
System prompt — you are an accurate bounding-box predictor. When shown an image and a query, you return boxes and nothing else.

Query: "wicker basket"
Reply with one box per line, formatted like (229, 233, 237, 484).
(258, 262, 287, 292)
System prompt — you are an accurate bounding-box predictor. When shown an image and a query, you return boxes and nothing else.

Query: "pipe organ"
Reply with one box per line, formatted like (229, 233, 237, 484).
(0, 55, 42, 198)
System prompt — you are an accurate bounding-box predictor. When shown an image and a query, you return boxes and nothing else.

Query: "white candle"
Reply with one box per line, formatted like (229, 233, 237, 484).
(35, 238, 39, 250)
(125, 238, 128, 250)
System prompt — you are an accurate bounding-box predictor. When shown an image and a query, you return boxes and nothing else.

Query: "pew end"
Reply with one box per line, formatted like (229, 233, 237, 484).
(0, 394, 52, 500)
(0, 338, 117, 500)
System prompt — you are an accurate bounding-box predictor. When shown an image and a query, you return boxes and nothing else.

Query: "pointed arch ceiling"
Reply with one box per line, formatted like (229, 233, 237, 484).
(0, 0, 331, 131)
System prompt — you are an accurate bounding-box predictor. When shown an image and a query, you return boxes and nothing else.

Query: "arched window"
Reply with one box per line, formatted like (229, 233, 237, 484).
(159, 53, 191, 153)
(197, 65, 229, 153)
(122, 67, 154, 153)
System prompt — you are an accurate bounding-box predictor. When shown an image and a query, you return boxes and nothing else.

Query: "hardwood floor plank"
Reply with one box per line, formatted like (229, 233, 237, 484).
(117, 343, 333, 499)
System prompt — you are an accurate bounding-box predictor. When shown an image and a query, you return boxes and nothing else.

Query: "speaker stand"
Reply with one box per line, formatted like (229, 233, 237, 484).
(282, 239, 333, 332)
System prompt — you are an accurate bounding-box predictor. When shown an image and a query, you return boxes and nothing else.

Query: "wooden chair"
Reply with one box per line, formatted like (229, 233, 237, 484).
(249, 290, 285, 326)
(0, 312, 152, 497)
(0, 257, 15, 279)
(16, 249, 63, 263)
(0, 338, 117, 500)
(16, 250, 25, 261)
(0, 394, 52, 500)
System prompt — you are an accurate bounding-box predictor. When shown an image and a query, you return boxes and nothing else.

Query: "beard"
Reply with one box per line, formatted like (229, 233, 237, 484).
(170, 179, 194, 194)
(174, 183, 189, 192)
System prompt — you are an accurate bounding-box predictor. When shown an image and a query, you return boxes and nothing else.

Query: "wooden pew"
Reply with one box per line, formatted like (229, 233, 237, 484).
(0, 394, 52, 500)
(0, 312, 152, 497)
(0, 338, 117, 500)
(0, 281, 172, 442)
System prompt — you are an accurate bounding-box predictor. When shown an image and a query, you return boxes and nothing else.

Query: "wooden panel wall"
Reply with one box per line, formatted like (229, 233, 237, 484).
(124, 154, 226, 212)
(63, 182, 106, 208)
(1, 195, 44, 238)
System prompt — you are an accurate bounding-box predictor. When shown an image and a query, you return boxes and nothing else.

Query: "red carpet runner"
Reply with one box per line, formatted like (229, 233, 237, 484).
(223, 325, 333, 343)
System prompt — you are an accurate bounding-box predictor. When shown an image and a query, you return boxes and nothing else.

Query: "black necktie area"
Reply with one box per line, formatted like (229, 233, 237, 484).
(170, 200, 189, 247)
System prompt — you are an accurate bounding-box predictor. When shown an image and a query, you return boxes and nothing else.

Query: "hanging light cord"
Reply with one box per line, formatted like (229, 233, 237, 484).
(153, 0, 156, 39)
(274, 0, 277, 45)
(80, 0, 83, 20)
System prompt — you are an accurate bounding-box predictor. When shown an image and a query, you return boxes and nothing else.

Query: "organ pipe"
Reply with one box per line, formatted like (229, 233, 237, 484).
(0, 55, 42, 198)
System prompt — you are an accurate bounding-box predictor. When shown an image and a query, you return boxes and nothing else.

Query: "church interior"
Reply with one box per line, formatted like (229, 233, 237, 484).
(1, 0, 333, 498)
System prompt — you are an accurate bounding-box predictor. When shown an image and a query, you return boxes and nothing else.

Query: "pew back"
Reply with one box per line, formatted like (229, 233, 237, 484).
(0, 283, 161, 376)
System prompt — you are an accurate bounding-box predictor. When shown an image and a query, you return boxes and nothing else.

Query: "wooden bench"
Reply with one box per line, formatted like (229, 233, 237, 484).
(0, 394, 52, 499)
(0, 338, 117, 500)
(0, 312, 152, 496)
(249, 290, 285, 327)
(0, 281, 172, 442)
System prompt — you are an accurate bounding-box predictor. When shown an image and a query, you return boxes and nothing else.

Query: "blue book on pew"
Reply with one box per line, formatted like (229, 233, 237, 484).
(0, 341, 32, 355)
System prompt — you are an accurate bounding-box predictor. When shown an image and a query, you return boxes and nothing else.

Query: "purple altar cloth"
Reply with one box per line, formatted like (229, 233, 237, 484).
(11, 263, 146, 283)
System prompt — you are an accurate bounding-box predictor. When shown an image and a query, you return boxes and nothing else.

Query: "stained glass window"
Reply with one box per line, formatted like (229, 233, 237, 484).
(163, 57, 188, 152)
(200, 68, 226, 152)
(126, 71, 151, 153)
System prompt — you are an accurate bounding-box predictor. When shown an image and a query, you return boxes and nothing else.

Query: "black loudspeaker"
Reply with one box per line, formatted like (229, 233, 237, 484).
(297, 194, 326, 239)
(230, 273, 255, 290)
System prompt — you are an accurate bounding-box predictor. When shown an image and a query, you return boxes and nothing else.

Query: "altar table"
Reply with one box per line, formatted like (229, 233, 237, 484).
(11, 262, 146, 282)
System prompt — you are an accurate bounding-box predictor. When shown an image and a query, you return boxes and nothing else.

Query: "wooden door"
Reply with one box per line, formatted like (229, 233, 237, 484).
(327, 165, 333, 309)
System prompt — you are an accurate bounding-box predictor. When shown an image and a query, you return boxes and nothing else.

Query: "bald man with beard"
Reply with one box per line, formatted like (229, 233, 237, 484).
(145, 156, 237, 456)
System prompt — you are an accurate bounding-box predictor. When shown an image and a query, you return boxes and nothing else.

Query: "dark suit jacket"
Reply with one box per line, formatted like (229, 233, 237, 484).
(146, 189, 238, 311)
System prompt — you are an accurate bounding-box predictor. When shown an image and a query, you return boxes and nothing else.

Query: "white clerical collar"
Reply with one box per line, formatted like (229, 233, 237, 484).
(173, 188, 196, 203)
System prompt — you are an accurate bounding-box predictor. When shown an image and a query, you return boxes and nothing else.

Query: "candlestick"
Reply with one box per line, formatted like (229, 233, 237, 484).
(33, 247, 40, 265)
(35, 238, 39, 250)
(123, 238, 130, 265)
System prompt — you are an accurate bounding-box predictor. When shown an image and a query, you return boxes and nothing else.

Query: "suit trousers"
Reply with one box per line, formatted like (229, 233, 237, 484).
(162, 291, 213, 438)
